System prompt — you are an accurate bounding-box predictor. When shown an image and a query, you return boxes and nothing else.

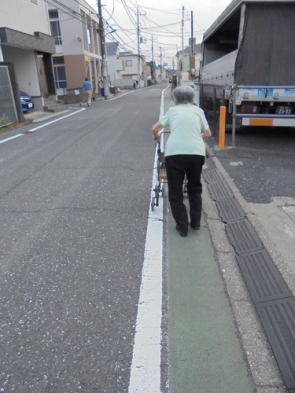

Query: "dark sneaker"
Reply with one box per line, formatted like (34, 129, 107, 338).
(190, 222, 200, 230)
(176, 225, 188, 237)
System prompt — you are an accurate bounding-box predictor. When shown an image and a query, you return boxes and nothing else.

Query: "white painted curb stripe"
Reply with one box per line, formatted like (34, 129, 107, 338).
(128, 88, 168, 393)
(29, 108, 86, 132)
(0, 134, 24, 144)
(108, 91, 135, 101)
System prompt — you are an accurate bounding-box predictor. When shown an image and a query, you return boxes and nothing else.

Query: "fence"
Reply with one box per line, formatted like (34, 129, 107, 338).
(113, 79, 134, 89)
(0, 65, 18, 127)
(195, 83, 227, 137)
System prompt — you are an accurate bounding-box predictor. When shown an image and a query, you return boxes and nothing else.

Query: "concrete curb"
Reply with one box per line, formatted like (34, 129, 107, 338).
(202, 151, 287, 392)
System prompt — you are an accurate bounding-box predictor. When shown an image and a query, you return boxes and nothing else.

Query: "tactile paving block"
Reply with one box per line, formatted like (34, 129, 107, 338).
(216, 197, 246, 223)
(256, 298, 295, 390)
(202, 168, 224, 184)
(237, 250, 292, 303)
(225, 219, 263, 255)
(207, 181, 233, 200)
(203, 156, 215, 170)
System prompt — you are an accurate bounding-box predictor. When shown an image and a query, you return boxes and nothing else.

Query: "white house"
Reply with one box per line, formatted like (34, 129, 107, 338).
(119, 51, 147, 88)
(47, 0, 103, 100)
(177, 43, 202, 82)
(106, 42, 124, 87)
(0, 0, 55, 114)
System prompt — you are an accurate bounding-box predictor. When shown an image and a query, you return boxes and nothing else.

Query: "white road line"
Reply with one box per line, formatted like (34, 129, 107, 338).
(128, 88, 168, 393)
(108, 91, 135, 101)
(128, 153, 164, 393)
(29, 108, 86, 132)
(0, 134, 24, 144)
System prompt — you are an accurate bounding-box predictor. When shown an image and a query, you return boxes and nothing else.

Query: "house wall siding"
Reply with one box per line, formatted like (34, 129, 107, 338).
(64, 54, 88, 88)
(0, 0, 50, 36)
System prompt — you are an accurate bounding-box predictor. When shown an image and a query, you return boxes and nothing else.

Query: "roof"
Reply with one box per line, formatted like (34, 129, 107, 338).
(119, 52, 145, 60)
(106, 42, 119, 56)
(177, 43, 201, 57)
(203, 0, 295, 40)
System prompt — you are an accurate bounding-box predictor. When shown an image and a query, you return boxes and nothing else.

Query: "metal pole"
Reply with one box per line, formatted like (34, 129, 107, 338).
(137, 7, 140, 86)
(191, 11, 194, 56)
(232, 86, 237, 147)
(98, 0, 109, 98)
(181, 6, 184, 52)
(151, 36, 155, 83)
(218, 106, 226, 149)
(238, 4, 246, 48)
(160, 47, 163, 82)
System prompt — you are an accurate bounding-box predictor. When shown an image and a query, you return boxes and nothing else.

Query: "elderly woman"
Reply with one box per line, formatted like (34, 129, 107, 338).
(152, 85, 211, 237)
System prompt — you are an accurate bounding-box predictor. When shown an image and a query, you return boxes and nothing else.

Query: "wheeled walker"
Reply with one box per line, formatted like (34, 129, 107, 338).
(151, 140, 167, 211)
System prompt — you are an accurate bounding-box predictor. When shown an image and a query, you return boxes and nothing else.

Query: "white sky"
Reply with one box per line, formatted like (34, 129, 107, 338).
(86, 0, 232, 67)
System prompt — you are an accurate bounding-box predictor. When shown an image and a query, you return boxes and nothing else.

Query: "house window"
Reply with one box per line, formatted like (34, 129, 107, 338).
(49, 10, 62, 45)
(125, 60, 132, 67)
(53, 57, 67, 88)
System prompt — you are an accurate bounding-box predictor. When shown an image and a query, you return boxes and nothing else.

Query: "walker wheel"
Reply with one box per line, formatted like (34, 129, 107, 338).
(151, 199, 155, 211)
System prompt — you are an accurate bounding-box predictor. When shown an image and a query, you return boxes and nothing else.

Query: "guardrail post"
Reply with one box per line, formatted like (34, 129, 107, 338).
(218, 106, 226, 149)
(232, 86, 237, 147)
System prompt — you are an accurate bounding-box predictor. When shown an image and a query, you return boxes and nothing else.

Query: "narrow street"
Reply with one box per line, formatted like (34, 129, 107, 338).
(0, 87, 162, 392)
(1, 86, 295, 393)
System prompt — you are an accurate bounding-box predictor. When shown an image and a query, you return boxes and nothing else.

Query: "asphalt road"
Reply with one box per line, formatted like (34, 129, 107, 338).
(3, 88, 293, 393)
(0, 87, 162, 392)
(207, 126, 295, 203)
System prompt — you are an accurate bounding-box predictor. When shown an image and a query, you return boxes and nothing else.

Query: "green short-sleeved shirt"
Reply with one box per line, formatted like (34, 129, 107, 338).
(160, 104, 209, 157)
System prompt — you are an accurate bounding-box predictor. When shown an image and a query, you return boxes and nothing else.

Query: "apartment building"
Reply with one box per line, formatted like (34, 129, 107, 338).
(0, 0, 55, 112)
(106, 42, 123, 87)
(177, 43, 202, 82)
(119, 51, 147, 88)
(47, 0, 102, 98)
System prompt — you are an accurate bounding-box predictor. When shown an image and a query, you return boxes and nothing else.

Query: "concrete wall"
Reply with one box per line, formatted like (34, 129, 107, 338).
(64, 54, 88, 88)
(108, 57, 123, 84)
(58, 11, 85, 56)
(2, 46, 40, 96)
(121, 56, 138, 77)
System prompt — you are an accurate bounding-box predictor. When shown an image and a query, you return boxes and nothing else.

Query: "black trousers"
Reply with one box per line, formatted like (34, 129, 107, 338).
(165, 154, 205, 233)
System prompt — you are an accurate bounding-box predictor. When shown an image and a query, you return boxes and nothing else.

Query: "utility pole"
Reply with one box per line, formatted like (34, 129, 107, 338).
(181, 6, 184, 52)
(98, 0, 109, 98)
(137, 7, 140, 86)
(190, 11, 195, 80)
(160, 47, 163, 82)
(191, 11, 194, 56)
(136, 7, 146, 87)
(151, 35, 155, 83)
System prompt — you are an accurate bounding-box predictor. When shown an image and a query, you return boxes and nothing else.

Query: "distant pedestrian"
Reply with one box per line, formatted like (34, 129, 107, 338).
(133, 80, 136, 89)
(92, 78, 96, 101)
(99, 80, 105, 99)
(82, 78, 92, 107)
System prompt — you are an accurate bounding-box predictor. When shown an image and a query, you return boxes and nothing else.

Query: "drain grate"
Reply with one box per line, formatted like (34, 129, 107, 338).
(216, 197, 246, 223)
(207, 182, 233, 200)
(225, 219, 264, 255)
(202, 168, 224, 184)
(256, 298, 295, 390)
(237, 250, 292, 303)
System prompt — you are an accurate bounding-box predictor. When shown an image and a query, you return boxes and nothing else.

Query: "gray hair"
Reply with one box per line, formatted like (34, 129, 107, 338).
(173, 86, 195, 104)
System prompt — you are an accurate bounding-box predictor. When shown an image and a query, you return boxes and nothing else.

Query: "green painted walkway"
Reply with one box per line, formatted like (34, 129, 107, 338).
(167, 204, 254, 393)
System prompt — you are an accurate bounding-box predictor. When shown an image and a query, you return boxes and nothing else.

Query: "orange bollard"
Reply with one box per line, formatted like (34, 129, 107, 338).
(218, 106, 226, 149)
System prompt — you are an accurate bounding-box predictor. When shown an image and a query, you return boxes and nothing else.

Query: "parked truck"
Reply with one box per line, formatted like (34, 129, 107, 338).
(200, 0, 295, 129)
